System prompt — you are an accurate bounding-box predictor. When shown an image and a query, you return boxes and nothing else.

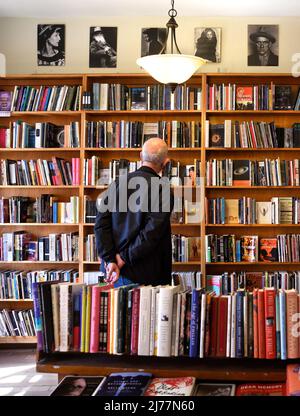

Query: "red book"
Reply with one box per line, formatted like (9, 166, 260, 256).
(204, 293, 212, 357)
(209, 296, 219, 357)
(72, 158, 76, 186)
(130, 288, 140, 355)
(52, 157, 63, 185)
(216, 296, 228, 357)
(88, 158, 92, 185)
(236, 383, 285, 396)
(90, 284, 113, 353)
(286, 364, 300, 396)
(264, 288, 276, 359)
(253, 288, 259, 359)
(258, 289, 266, 359)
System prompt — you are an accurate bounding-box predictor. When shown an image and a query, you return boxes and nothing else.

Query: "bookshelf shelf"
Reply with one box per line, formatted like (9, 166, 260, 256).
(0, 148, 81, 152)
(36, 353, 291, 381)
(0, 261, 79, 264)
(0, 186, 80, 189)
(206, 110, 300, 115)
(0, 223, 79, 226)
(0, 336, 37, 345)
(11, 111, 82, 116)
(85, 110, 202, 116)
(206, 224, 300, 227)
(206, 147, 300, 152)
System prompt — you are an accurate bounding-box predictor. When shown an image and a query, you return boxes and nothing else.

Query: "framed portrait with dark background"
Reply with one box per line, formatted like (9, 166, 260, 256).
(37, 24, 65, 66)
(141, 28, 167, 57)
(89, 26, 117, 68)
(248, 25, 279, 66)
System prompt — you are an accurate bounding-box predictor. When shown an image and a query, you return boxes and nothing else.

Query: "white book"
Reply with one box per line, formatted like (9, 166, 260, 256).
(55, 85, 67, 111)
(199, 293, 206, 358)
(226, 295, 232, 357)
(224, 119, 232, 148)
(100, 84, 108, 110)
(149, 286, 160, 356)
(59, 284, 72, 351)
(138, 286, 152, 356)
(157, 286, 176, 357)
(49, 234, 56, 261)
(230, 293, 236, 358)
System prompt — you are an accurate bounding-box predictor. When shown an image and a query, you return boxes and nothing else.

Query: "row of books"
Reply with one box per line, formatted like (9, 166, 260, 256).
(0, 157, 80, 186)
(0, 308, 36, 337)
(205, 120, 300, 148)
(207, 271, 300, 295)
(0, 195, 79, 224)
(0, 269, 80, 300)
(33, 281, 300, 360)
(49, 372, 300, 396)
(83, 157, 142, 186)
(206, 196, 300, 225)
(86, 120, 201, 149)
(0, 232, 79, 262)
(206, 158, 300, 187)
(9, 84, 82, 112)
(205, 234, 300, 263)
(0, 121, 80, 148)
(206, 83, 300, 110)
(172, 235, 201, 262)
(89, 83, 202, 111)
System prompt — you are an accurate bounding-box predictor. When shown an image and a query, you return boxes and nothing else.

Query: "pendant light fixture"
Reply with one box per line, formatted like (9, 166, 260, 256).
(136, 0, 206, 92)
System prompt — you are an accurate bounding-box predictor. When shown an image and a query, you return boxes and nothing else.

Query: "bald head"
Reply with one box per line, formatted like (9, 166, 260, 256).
(141, 138, 168, 172)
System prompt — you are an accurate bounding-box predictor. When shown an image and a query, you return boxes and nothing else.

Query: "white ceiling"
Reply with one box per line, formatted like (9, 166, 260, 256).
(0, 0, 300, 18)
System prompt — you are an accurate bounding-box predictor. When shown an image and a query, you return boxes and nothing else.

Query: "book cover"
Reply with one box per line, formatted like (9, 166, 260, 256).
(286, 364, 300, 396)
(225, 199, 239, 223)
(241, 235, 258, 262)
(51, 376, 105, 396)
(256, 202, 272, 224)
(236, 383, 285, 396)
(93, 372, 152, 396)
(259, 238, 278, 262)
(209, 124, 224, 147)
(144, 377, 196, 396)
(233, 160, 251, 186)
(274, 85, 292, 110)
(0, 90, 12, 112)
(195, 383, 236, 396)
(236, 86, 254, 110)
(130, 87, 147, 110)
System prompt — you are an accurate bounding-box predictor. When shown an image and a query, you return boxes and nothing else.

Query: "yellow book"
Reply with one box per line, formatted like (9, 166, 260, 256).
(80, 285, 87, 352)
(84, 285, 92, 352)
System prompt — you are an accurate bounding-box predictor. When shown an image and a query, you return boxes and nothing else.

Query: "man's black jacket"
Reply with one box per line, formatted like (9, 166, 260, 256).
(94, 166, 174, 285)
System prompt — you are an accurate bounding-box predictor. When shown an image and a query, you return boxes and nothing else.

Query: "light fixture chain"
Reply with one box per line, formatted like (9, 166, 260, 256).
(168, 0, 177, 18)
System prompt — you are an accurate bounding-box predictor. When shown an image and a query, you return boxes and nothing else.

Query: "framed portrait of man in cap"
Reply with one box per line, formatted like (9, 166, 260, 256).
(248, 25, 279, 66)
(37, 24, 65, 66)
(89, 27, 117, 68)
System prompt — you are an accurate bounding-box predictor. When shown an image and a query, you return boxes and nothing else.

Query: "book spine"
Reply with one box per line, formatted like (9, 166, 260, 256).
(189, 289, 200, 357)
(130, 288, 140, 355)
(264, 288, 276, 359)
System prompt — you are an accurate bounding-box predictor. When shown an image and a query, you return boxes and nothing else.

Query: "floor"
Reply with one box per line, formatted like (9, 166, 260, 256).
(0, 348, 58, 396)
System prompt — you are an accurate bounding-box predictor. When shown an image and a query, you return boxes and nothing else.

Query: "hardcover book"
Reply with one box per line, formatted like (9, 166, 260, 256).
(130, 87, 147, 110)
(92, 372, 152, 396)
(0, 90, 12, 113)
(235, 86, 254, 110)
(144, 377, 196, 396)
(256, 202, 272, 224)
(209, 124, 224, 147)
(241, 235, 258, 262)
(233, 160, 251, 186)
(50, 376, 105, 396)
(225, 199, 239, 223)
(274, 85, 292, 110)
(235, 383, 285, 396)
(259, 238, 278, 262)
(194, 383, 236, 396)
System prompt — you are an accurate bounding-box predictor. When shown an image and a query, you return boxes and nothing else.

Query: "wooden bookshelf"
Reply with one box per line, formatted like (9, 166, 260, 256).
(1, 72, 300, 382)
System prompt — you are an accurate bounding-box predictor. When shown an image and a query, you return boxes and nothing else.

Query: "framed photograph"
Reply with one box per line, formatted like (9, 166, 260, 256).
(248, 25, 279, 66)
(141, 28, 167, 57)
(89, 26, 117, 68)
(37, 24, 65, 66)
(194, 27, 221, 63)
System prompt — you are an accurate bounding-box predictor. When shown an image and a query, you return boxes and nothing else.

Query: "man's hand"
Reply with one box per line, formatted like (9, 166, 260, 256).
(116, 253, 125, 270)
(105, 262, 120, 284)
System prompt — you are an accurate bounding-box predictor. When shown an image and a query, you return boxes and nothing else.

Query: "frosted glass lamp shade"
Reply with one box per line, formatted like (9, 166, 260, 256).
(136, 54, 206, 85)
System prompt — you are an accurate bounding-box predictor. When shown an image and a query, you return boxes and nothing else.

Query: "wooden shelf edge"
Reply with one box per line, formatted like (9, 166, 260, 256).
(0, 336, 36, 344)
(36, 353, 291, 381)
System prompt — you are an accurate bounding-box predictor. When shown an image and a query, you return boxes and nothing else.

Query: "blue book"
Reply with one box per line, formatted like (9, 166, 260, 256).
(32, 282, 44, 351)
(236, 239, 241, 262)
(189, 289, 200, 357)
(235, 290, 244, 358)
(279, 291, 287, 360)
(93, 372, 152, 396)
(52, 202, 58, 223)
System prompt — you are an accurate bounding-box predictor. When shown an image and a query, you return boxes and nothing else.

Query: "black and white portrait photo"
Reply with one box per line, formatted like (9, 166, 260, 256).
(248, 25, 279, 66)
(141, 28, 167, 57)
(37, 24, 65, 66)
(194, 27, 221, 63)
(89, 26, 117, 68)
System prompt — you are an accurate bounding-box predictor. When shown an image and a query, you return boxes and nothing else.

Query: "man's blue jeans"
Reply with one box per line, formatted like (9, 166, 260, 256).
(114, 275, 134, 288)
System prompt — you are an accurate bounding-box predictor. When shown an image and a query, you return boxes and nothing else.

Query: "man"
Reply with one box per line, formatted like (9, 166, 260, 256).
(94, 138, 174, 287)
(248, 27, 278, 66)
(89, 26, 117, 68)
(142, 28, 164, 56)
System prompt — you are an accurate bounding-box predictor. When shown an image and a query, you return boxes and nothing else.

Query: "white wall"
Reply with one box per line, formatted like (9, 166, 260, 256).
(0, 16, 300, 74)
